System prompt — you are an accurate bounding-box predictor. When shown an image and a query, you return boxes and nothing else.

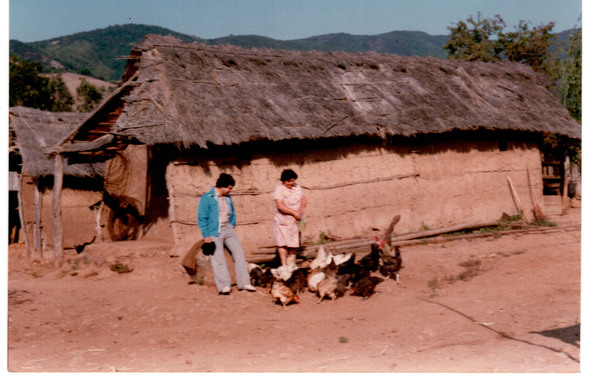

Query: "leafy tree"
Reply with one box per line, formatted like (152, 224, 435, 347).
(560, 28, 581, 123)
(9, 54, 73, 112)
(444, 15, 581, 171)
(76, 78, 103, 112)
(443, 14, 559, 81)
(48, 73, 74, 112)
(500, 21, 559, 73)
(443, 13, 506, 62)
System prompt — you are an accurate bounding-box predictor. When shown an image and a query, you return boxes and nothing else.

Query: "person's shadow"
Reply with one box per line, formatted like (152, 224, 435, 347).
(531, 323, 580, 348)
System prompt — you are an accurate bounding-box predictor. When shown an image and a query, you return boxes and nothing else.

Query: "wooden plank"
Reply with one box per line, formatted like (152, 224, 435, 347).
(52, 154, 64, 263)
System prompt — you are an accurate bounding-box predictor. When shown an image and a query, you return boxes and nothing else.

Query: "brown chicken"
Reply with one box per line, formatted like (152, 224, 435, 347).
(317, 275, 338, 303)
(271, 281, 299, 306)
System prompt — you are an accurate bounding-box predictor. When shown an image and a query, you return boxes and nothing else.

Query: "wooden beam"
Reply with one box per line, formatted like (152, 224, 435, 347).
(16, 177, 31, 257)
(60, 134, 115, 153)
(33, 179, 41, 255)
(52, 154, 64, 263)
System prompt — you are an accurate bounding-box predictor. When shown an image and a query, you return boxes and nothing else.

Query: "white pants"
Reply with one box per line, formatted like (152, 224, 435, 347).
(209, 224, 251, 292)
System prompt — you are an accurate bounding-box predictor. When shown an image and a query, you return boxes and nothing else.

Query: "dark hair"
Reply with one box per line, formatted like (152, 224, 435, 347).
(280, 169, 298, 182)
(216, 173, 235, 188)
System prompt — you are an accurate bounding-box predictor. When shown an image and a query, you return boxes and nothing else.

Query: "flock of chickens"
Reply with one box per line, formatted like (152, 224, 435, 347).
(249, 239, 403, 306)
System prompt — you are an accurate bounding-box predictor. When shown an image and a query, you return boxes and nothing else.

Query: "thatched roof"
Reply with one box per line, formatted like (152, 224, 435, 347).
(66, 34, 580, 149)
(9, 106, 105, 179)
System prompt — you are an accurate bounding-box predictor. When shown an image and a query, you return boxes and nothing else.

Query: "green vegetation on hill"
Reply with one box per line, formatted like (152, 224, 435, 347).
(10, 23, 576, 82)
(10, 24, 202, 81)
(8, 24, 459, 81)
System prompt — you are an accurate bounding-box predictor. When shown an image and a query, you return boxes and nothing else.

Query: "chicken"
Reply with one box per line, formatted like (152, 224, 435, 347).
(351, 275, 384, 299)
(310, 246, 329, 269)
(380, 246, 403, 283)
(357, 243, 381, 272)
(248, 263, 263, 286)
(317, 274, 339, 303)
(307, 268, 325, 292)
(271, 263, 298, 282)
(332, 252, 353, 266)
(334, 273, 352, 298)
(285, 267, 309, 294)
(271, 281, 299, 306)
(256, 268, 275, 289)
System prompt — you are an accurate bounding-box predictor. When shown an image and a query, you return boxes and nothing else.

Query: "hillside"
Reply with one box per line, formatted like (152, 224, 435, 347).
(10, 23, 577, 82)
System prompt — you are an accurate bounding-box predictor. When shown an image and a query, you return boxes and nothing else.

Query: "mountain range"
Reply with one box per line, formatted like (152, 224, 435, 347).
(9, 23, 576, 82)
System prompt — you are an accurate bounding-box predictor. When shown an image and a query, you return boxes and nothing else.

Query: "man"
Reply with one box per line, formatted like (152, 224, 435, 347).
(197, 173, 255, 294)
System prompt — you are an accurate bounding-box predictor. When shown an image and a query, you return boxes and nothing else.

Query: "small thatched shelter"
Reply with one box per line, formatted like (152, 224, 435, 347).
(55, 35, 581, 256)
(9, 106, 105, 255)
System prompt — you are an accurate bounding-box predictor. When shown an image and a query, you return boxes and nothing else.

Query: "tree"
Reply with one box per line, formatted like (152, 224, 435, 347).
(560, 28, 581, 123)
(500, 21, 559, 74)
(443, 14, 559, 81)
(76, 78, 104, 112)
(48, 74, 74, 112)
(443, 13, 506, 62)
(444, 15, 581, 171)
(9, 54, 73, 112)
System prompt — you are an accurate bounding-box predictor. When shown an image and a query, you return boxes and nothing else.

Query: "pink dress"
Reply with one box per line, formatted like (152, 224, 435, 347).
(273, 183, 304, 248)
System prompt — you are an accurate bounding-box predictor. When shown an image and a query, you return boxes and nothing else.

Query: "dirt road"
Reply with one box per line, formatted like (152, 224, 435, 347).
(7, 208, 582, 374)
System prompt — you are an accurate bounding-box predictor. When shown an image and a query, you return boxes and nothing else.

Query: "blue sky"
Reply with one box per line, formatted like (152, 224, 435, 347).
(9, 0, 582, 42)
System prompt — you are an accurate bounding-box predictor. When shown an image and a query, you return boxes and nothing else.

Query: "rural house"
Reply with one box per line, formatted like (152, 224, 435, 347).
(9, 106, 105, 255)
(52, 34, 580, 257)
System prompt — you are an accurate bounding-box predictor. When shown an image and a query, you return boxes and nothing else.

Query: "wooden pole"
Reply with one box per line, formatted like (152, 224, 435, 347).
(561, 158, 571, 215)
(52, 154, 64, 264)
(33, 178, 41, 254)
(16, 177, 31, 257)
(506, 176, 528, 222)
(526, 169, 541, 221)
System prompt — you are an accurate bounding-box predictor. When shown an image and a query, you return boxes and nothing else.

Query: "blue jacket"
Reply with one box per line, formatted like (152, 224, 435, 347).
(197, 187, 236, 237)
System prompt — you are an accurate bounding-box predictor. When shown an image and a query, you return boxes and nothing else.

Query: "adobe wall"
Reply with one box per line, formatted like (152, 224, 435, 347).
(166, 136, 544, 255)
(19, 174, 102, 250)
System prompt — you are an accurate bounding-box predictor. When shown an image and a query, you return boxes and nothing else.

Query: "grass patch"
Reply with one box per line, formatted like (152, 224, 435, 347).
(431, 260, 484, 287)
(110, 263, 133, 273)
(312, 232, 335, 245)
(428, 277, 441, 291)
(530, 217, 557, 227)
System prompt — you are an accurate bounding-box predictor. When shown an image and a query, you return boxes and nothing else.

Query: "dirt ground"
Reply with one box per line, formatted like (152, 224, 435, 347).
(5, 204, 587, 378)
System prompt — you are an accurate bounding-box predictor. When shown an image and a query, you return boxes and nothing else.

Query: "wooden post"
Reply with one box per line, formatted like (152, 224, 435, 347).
(52, 154, 64, 263)
(561, 158, 571, 215)
(33, 178, 42, 254)
(526, 169, 543, 221)
(16, 176, 31, 257)
(507, 176, 529, 223)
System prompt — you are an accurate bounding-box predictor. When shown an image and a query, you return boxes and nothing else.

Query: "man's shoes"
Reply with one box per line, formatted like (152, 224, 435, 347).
(219, 286, 231, 295)
(241, 284, 256, 292)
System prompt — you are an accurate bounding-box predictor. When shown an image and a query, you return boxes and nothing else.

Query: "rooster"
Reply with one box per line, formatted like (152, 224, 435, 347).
(271, 281, 299, 306)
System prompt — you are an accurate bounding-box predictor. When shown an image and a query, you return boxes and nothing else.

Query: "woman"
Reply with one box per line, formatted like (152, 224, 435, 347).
(273, 169, 307, 266)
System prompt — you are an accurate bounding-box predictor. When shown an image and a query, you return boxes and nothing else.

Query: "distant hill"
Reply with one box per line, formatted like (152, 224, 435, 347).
(9, 23, 577, 82)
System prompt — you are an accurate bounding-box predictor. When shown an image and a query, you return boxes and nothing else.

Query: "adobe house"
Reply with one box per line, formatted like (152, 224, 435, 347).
(9, 106, 105, 256)
(53, 35, 581, 256)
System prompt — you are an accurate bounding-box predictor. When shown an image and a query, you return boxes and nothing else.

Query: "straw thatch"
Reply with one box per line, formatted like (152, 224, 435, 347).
(9, 106, 105, 179)
(64, 34, 580, 149)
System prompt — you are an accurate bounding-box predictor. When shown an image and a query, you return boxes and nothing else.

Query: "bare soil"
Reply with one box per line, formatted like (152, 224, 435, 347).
(7, 207, 582, 373)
